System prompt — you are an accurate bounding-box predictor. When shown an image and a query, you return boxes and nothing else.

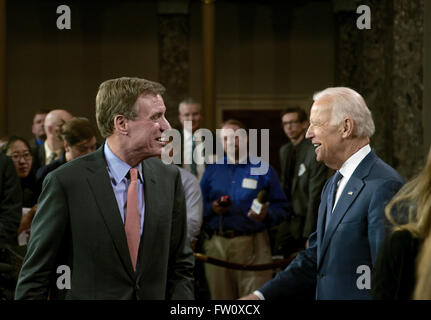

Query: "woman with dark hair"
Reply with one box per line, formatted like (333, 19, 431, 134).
(4, 136, 40, 245)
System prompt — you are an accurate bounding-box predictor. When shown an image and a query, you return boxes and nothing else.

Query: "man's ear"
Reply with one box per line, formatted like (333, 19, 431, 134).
(341, 118, 354, 138)
(113, 115, 128, 135)
(45, 125, 54, 135)
(64, 141, 70, 153)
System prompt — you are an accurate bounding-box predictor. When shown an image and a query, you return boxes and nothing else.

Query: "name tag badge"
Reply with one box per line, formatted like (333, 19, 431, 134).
(242, 178, 258, 189)
(298, 163, 306, 176)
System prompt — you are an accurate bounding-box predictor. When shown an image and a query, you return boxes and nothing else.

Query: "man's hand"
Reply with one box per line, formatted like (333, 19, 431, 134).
(238, 293, 261, 300)
(211, 200, 228, 215)
(248, 202, 269, 223)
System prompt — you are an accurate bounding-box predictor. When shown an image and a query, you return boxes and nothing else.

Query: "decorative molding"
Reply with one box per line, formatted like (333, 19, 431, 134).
(157, 0, 190, 14)
(215, 93, 312, 126)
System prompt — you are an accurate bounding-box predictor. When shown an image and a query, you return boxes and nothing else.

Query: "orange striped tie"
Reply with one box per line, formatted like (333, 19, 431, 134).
(125, 168, 140, 271)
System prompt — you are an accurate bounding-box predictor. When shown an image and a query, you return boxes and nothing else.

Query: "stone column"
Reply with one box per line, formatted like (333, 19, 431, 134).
(0, 0, 6, 137)
(202, 0, 215, 132)
(158, 0, 190, 129)
(392, 0, 424, 179)
(424, 0, 431, 152)
(334, 0, 424, 179)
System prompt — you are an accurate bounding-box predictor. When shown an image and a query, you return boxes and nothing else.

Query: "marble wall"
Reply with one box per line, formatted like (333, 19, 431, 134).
(334, 0, 424, 180)
(158, 13, 190, 129)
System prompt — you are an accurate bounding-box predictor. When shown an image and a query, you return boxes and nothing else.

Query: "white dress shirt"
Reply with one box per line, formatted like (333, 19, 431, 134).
(333, 144, 371, 211)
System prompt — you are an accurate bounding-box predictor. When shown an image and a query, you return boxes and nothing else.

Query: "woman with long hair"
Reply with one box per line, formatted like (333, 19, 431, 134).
(372, 148, 431, 299)
(3, 136, 40, 246)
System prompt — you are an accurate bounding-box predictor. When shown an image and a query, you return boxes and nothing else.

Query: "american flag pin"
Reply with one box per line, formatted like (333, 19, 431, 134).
(348, 191, 353, 195)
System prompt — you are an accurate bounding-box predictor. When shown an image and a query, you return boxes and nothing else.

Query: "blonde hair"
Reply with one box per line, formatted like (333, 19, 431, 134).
(95, 77, 165, 138)
(385, 148, 431, 299)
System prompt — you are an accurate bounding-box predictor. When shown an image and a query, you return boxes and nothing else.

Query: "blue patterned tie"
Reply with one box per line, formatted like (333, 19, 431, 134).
(325, 171, 343, 231)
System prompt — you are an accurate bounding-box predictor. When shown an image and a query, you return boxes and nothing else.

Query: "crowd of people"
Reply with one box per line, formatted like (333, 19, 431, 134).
(0, 77, 430, 300)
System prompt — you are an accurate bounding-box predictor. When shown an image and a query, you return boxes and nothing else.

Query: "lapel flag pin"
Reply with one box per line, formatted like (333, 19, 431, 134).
(348, 191, 353, 195)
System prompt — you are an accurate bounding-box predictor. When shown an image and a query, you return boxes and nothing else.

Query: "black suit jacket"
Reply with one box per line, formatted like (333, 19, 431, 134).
(31, 143, 45, 174)
(0, 154, 22, 247)
(278, 139, 329, 238)
(15, 147, 194, 299)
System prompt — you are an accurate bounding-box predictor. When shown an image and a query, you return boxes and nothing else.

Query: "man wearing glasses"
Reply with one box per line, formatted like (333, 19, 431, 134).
(274, 107, 329, 260)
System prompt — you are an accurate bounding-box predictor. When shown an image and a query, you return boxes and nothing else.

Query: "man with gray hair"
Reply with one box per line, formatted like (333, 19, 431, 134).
(15, 77, 194, 299)
(240, 87, 404, 300)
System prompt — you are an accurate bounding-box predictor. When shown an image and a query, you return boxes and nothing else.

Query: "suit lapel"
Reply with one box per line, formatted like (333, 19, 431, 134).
(318, 177, 364, 267)
(317, 150, 378, 268)
(85, 148, 135, 278)
(291, 167, 298, 194)
(316, 184, 328, 260)
(280, 145, 288, 177)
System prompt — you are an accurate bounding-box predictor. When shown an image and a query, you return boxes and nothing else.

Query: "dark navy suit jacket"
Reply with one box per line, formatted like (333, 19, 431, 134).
(259, 150, 404, 300)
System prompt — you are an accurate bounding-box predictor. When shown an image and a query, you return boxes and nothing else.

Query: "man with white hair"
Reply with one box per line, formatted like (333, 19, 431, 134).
(33, 109, 73, 171)
(240, 87, 404, 300)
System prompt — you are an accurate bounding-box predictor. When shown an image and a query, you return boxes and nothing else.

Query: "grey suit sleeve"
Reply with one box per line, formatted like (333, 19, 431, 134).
(259, 231, 318, 299)
(15, 173, 69, 299)
(181, 171, 203, 243)
(166, 169, 195, 300)
(0, 155, 22, 246)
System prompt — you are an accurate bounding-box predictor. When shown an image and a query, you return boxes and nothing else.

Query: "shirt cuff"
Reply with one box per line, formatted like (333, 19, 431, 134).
(253, 290, 265, 300)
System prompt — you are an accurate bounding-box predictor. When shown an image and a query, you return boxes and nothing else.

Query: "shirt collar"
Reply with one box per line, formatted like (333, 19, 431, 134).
(44, 142, 63, 158)
(338, 144, 371, 180)
(104, 142, 143, 185)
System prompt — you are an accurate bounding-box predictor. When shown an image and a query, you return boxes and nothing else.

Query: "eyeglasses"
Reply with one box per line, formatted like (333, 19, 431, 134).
(282, 120, 300, 126)
(9, 152, 32, 162)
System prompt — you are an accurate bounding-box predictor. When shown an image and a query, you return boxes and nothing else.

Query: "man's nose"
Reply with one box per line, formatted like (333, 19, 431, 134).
(161, 117, 171, 131)
(305, 125, 313, 139)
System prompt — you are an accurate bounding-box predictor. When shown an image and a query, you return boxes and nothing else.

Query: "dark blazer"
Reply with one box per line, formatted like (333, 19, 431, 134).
(259, 150, 404, 300)
(36, 152, 66, 183)
(371, 229, 421, 300)
(31, 143, 46, 174)
(279, 139, 329, 238)
(0, 154, 22, 247)
(15, 147, 194, 299)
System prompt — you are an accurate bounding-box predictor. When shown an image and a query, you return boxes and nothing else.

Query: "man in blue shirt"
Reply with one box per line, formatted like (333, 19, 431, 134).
(200, 119, 289, 299)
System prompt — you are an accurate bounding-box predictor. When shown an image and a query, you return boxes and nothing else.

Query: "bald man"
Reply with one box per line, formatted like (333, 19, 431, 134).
(33, 109, 73, 172)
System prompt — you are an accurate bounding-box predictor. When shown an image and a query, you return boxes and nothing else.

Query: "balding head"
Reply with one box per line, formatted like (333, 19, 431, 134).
(44, 109, 73, 142)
